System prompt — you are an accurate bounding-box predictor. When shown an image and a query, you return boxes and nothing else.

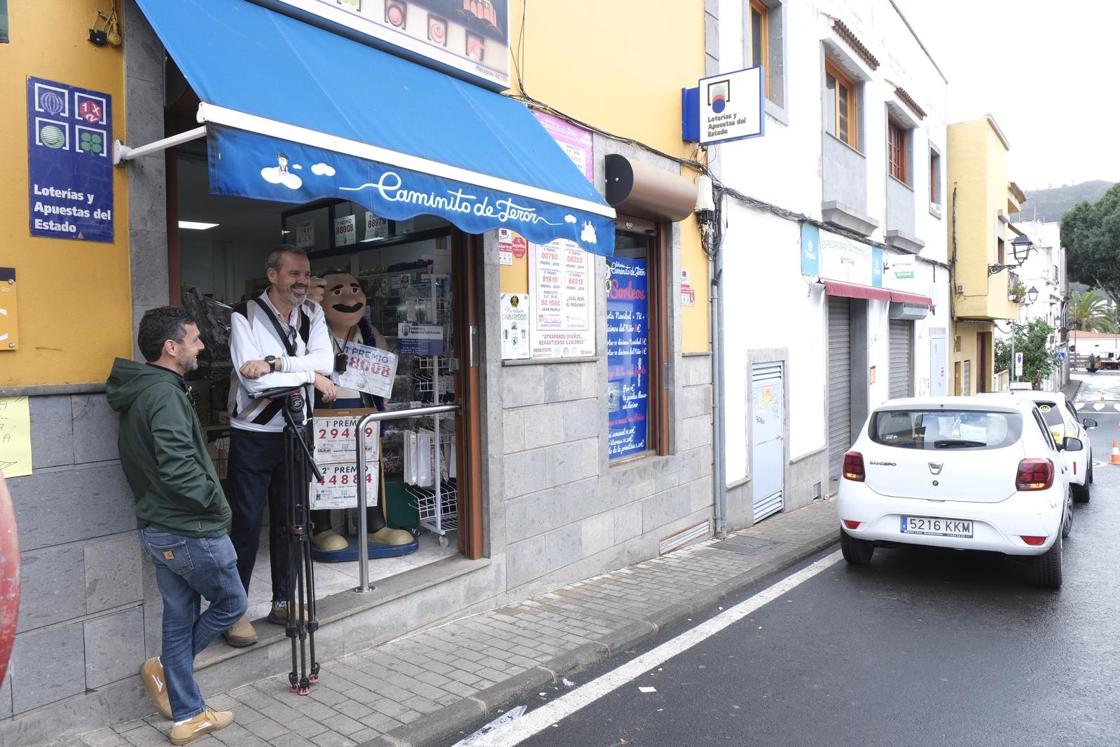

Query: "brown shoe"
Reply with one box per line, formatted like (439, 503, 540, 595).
(169, 707, 233, 745)
(266, 600, 307, 625)
(139, 657, 172, 720)
(223, 615, 257, 647)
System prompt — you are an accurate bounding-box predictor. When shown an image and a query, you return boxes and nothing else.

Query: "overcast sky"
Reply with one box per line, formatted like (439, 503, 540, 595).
(895, 0, 1119, 190)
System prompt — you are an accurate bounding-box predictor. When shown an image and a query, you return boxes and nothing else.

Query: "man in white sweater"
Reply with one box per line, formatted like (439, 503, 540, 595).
(223, 246, 336, 646)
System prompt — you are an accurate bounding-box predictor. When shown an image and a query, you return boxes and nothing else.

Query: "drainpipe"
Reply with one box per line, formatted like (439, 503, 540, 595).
(696, 175, 727, 537)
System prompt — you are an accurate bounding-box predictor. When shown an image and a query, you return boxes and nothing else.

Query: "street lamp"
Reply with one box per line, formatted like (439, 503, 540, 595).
(1010, 234, 1034, 264)
(989, 233, 1035, 276)
(1027, 286, 1039, 304)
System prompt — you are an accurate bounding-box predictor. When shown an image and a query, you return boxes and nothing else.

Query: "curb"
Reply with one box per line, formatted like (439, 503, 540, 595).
(366, 527, 839, 746)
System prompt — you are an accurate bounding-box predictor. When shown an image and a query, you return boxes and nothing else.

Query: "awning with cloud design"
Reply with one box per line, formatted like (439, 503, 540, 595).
(135, 0, 615, 255)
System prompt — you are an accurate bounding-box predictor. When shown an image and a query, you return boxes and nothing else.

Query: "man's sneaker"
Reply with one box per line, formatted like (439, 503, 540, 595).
(223, 615, 257, 647)
(139, 657, 172, 720)
(266, 600, 307, 625)
(169, 707, 233, 745)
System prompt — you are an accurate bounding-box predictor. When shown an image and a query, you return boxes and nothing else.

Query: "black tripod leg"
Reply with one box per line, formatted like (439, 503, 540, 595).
(285, 430, 300, 694)
(304, 487, 320, 684)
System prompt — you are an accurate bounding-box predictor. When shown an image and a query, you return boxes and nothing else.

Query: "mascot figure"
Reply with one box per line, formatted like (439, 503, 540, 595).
(310, 270, 415, 557)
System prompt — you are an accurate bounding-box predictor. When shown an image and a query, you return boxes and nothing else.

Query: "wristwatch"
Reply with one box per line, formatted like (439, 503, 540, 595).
(265, 355, 278, 373)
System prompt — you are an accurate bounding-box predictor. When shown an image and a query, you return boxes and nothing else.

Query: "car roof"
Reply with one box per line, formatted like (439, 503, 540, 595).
(875, 396, 1031, 414)
(977, 390, 1068, 405)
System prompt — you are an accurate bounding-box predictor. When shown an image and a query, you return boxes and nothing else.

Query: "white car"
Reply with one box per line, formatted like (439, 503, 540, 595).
(837, 396, 1081, 588)
(980, 391, 1096, 502)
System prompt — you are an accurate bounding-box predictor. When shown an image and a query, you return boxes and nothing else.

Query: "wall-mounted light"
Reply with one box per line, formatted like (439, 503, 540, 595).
(1027, 286, 1039, 305)
(988, 233, 1034, 276)
(89, 5, 122, 47)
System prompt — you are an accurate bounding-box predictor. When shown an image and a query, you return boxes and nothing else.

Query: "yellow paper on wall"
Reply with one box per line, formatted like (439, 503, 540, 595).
(0, 396, 32, 478)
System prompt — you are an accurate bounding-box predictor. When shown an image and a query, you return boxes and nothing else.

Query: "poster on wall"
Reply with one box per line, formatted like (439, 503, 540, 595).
(500, 293, 531, 359)
(27, 77, 113, 242)
(606, 257, 649, 460)
(529, 239, 595, 359)
(531, 111, 594, 183)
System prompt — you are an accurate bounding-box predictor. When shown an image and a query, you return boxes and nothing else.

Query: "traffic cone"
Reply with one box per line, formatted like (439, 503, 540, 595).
(1111, 440, 1120, 466)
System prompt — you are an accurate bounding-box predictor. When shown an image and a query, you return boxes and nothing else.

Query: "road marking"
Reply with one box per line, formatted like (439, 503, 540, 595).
(478, 550, 843, 746)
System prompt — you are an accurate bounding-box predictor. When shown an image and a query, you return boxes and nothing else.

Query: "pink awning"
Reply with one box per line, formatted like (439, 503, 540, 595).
(889, 290, 933, 307)
(823, 280, 892, 302)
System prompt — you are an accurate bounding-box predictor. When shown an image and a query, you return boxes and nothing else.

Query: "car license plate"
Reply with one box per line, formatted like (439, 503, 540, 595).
(900, 516, 973, 538)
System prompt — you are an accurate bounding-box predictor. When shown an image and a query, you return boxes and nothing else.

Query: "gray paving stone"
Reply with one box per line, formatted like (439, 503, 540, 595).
(312, 733, 358, 747)
(80, 728, 130, 747)
(359, 710, 403, 733)
(244, 717, 289, 741)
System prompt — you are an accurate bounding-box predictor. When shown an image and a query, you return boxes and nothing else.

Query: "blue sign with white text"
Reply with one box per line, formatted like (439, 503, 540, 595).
(607, 257, 649, 460)
(800, 223, 820, 277)
(209, 125, 615, 257)
(26, 77, 113, 242)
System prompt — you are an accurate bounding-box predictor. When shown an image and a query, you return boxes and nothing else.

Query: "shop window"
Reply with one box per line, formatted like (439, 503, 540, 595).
(608, 224, 669, 461)
(824, 61, 859, 149)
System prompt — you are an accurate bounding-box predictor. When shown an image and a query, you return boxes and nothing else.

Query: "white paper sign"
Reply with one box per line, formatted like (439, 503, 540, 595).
(312, 411, 380, 462)
(309, 462, 378, 510)
(364, 211, 388, 241)
(334, 214, 357, 247)
(295, 220, 315, 249)
(529, 238, 595, 359)
(338, 341, 398, 398)
(501, 293, 531, 360)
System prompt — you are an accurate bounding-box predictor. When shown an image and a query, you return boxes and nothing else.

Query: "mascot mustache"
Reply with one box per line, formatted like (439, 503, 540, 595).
(332, 302, 365, 314)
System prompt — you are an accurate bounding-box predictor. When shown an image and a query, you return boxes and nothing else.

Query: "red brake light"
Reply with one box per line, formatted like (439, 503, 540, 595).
(842, 520, 861, 529)
(1016, 459, 1054, 491)
(843, 452, 865, 482)
(1020, 535, 1046, 546)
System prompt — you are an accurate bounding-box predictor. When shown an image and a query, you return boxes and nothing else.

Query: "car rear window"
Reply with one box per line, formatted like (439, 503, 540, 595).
(1035, 402, 1064, 427)
(869, 409, 1023, 450)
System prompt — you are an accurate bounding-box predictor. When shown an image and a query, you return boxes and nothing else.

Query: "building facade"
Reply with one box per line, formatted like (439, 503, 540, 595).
(0, 0, 716, 740)
(708, 0, 952, 528)
(947, 116, 1023, 394)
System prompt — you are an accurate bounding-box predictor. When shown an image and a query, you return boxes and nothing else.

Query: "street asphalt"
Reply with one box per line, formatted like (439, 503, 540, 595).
(454, 373, 1120, 746)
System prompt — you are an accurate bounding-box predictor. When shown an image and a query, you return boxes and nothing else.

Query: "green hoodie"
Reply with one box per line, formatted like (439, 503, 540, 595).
(106, 358, 231, 537)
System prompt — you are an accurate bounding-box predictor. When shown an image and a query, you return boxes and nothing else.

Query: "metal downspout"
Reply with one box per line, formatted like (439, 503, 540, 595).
(711, 235, 728, 537)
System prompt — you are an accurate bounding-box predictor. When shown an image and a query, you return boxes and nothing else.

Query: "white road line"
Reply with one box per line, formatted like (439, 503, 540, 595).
(479, 550, 843, 746)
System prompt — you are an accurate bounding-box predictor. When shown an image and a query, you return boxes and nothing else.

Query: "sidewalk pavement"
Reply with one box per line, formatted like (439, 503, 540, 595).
(79, 499, 839, 747)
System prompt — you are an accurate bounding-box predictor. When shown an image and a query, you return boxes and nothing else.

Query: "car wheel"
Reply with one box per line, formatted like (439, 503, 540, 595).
(1072, 479, 1091, 504)
(1033, 534, 1063, 589)
(840, 530, 874, 566)
(1062, 491, 1073, 539)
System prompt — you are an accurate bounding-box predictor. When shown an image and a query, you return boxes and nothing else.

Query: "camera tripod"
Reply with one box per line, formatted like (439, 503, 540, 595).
(254, 385, 323, 695)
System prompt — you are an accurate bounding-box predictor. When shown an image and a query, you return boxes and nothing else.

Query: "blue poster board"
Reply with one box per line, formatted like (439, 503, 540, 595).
(26, 76, 114, 242)
(607, 257, 649, 460)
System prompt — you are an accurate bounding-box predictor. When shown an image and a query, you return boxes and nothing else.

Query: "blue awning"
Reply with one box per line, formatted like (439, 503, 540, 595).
(134, 0, 615, 255)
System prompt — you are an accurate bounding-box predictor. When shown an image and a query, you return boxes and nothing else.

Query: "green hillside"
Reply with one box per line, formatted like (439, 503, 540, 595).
(1020, 180, 1115, 222)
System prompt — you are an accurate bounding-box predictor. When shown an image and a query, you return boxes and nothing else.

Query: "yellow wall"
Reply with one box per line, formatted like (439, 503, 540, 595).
(947, 118, 1018, 323)
(0, 1, 131, 388)
(506, 0, 710, 353)
(950, 321, 993, 395)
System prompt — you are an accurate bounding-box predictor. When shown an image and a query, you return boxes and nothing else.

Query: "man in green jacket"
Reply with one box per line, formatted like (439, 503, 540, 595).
(107, 307, 246, 745)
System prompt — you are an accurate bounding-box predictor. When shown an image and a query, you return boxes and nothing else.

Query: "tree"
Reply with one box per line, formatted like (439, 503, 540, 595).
(995, 319, 1056, 389)
(1062, 183, 1120, 304)
(1067, 289, 1118, 333)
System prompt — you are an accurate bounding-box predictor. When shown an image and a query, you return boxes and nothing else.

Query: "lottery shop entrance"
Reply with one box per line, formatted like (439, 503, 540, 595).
(168, 144, 483, 623)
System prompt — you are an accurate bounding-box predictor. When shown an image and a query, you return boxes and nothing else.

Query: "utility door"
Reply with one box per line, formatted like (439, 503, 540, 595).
(751, 362, 785, 522)
(888, 320, 914, 399)
(929, 328, 947, 396)
(827, 297, 852, 478)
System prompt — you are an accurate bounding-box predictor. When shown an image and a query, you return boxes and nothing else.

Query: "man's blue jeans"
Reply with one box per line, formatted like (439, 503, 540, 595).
(139, 528, 247, 721)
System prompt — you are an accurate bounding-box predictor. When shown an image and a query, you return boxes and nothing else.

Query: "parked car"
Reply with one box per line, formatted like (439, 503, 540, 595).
(837, 397, 1079, 589)
(981, 390, 1096, 502)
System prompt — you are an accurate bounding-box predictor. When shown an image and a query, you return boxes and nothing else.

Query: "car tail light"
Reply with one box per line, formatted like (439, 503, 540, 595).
(1016, 459, 1054, 491)
(842, 520, 861, 529)
(842, 452, 865, 482)
(1021, 535, 1046, 546)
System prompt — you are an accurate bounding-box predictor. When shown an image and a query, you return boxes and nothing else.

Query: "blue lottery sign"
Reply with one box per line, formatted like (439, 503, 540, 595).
(607, 257, 650, 460)
(26, 77, 114, 242)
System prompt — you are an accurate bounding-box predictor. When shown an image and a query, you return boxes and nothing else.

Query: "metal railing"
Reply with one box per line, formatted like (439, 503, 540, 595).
(353, 404, 459, 593)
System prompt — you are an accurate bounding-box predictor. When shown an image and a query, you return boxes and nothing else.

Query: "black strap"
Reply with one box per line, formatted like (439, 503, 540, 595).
(253, 298, 299, 356)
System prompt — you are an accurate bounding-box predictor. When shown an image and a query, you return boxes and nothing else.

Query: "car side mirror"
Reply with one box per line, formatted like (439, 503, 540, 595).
(1062, 437, 1084, 452)
(1082, 418, 1098, 429)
